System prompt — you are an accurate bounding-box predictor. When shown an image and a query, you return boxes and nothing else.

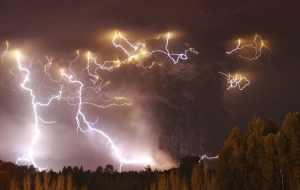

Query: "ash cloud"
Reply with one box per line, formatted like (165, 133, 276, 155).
(0, 32, 236, 171)
(101, 38, 237, 162)
(1, 0, 298, 171)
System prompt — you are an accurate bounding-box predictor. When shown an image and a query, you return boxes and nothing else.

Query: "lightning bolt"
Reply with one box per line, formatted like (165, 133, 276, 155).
(15, 51, 62, 171)
(220, 34, 271, 90)
(2, 33, 272, 169)
(218, 72, 250, 90)
(12, 32, 198, 172)
(150, 33, 198, 64)
(226, 34, 271, 65)
(200, 154, 219, 160)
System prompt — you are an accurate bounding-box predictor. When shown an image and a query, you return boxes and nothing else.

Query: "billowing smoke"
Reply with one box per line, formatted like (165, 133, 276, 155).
(0, 34, 236, 171)
(0, 0, 254, 171)
(97, 37, 236, 162)
(0, 0, 298, 172)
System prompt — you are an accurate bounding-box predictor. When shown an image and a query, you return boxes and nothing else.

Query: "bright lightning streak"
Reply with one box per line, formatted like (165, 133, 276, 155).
(200, 154, 219, 160)
(13, 31, 198, 172)
(0, 30, 276, 172)
(220, 34, 271, 90)
(226, 34, 271, 65)
(218, 72, 250, 90)
(4, 32, 270, 169)
(112, 31, 146, 58)
(15, 51, 62, 171)
(62, 70, 150, 172)
(150, 33, 198, 64)
(110, 32, 198, 69)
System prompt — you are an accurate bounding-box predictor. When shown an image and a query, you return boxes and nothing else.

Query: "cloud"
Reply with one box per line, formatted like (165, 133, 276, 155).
(4, 0, 296, 171)
(0, 30, 235, 171)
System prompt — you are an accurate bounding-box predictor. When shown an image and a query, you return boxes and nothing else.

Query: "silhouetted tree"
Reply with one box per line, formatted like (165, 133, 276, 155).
(246, 116, 265, 189)
(43, 171, 51, 190)
(35, 173, 44, 190)
(179, 155, 200, 184)
(10, 179, 20, 190)
(23, 174, 31, 190)
(145, 165, 152, 173)
(180, 176, 189, 190)
(56, 174, 66, 190)
(150, 181, 157, 190)
(217, 126, 247, 190)
(73, 166, 80, 173)
(157, 173, 169, 190)
(275, 132, 287, 190)
(49, 178, 57, 190)
(3, 111, 300, 190)
(169, 168, 180, 190)
(62, 166, 67, 174)
(262, 133, 280, 189)
(105, 165, 114, 173)
(96, 166, 103, 173)
(217, 139, 233, 190)
(264, 118, 279, 136)
(281, 112, 300, 189)
(28, 165, 36, 174)
(80, 166, 84, 173)
(191, 163, 202, 190)
(67, 172, 75, 190)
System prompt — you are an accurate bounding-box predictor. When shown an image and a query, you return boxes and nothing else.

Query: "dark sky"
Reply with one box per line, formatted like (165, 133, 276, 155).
(0, 0, 299, 172)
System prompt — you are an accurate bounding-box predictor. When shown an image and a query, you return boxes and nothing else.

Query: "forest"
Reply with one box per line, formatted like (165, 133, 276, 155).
(1, 112, 299, 190)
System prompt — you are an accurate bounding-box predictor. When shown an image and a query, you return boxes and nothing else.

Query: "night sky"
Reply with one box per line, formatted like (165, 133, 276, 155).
(0, 0, 299, 172)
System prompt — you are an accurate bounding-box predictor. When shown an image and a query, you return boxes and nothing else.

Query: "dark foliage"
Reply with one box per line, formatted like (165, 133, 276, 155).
(2, 112, 299, 189)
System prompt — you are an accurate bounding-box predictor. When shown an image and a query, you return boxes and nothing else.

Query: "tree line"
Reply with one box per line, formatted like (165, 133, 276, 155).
(217, 112, 300, 190)
(1, 112, 299, 190)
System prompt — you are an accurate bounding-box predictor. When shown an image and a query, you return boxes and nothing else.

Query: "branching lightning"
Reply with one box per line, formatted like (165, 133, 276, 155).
(15, 52, 62, 171)
(226, 34, 271, 64)
(218, 72, 250, 90)
(200, 154, 219, 160)
(220, 34, 271, 90)
(2, 32, 270, 170)
(8, 32, 198, 172)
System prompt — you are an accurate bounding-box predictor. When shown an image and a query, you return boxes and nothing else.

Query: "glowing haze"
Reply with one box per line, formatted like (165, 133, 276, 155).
(0, 0, 299, 172)
(6, 32, 201, 171)
(0, 31, 269, 172)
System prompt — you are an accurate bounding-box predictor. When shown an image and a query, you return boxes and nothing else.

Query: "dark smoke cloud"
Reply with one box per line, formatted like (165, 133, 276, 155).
(0, 31, 235, 171)
(0, 0, 299, 171)
(100, 38, 237, 161)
